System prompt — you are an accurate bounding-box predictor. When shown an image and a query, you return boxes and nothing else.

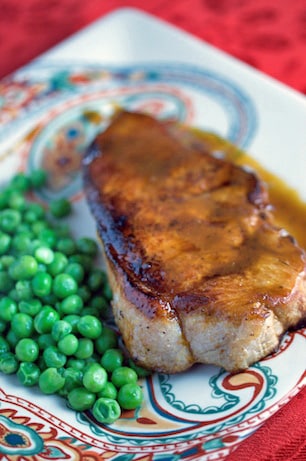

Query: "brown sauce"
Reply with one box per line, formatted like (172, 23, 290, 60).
(193, 130, 306, 249)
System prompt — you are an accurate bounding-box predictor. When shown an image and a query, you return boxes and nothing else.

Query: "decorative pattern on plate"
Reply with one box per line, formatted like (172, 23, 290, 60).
(0, 62, 258, 201)
(0, 62, 257, 145)
(0, 396, 104, 461)
(0, 62, 305, 461)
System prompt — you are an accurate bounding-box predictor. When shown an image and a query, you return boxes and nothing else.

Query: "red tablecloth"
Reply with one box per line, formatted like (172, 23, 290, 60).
(1, 0, 306, 95)
(0, 1, 305, 460)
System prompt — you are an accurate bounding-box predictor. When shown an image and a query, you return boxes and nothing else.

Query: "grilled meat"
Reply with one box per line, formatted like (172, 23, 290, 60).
(83, 110, 306, 372)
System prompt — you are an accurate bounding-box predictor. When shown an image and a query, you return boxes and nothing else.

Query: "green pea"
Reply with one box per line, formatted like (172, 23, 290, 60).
(11, 313, 34, 338)
(43, 346, 67, 368)
(54, 223, 71, 238)
(64, 367, 83, 387)
(25, 202, 45, 221)
(19, 298, 42, 316)
(0, 297, 17, 321)
(49, 198, 72, 218)
(15, 338, 39, 362)
(37, 355, 47, 371)
(95, 327, 118, 355)
(6, 329, 19, 348)
(77, 315, 102, 339)
(34, 306, 60, 334)
(59, 367, 83, 396)
(58, 334, 79, 356)
(103, 282, 113, 301)
(62, 314, 81, 333)
(92, 397, 121, 424)
(39, 292, 57, 305)
(0, 352, 19, 374)
(34, 246, 54, 264)
(29, 169, 48, 189)
(39, 367, 65, 394)
(22, 211, 35, 225)
(82, 363, 107, 393)
(0, 179, 147, 419)
(0, 255, 15, 269)
(37, 333, 56, 350)
(11, 234, 32, 254)
(111, 367, 138, 388)
(128, 359, 151, 378)
(32, 272, 53, 298)
(29, 239, 42, 256)
(0, 336, 11, 354)
(77, 285, 91, 303)
(68, 387, 96, 411)
(87, 269, 106, 292)
(74, 338, 94, 359)
(8, 192, 26, 211)
(51, 320, 72, 341)
(98, 382, 117, 400)
(8, 288, 19, 302)
(67, 358, 85, 371)
(70, 254, 92, 272)
(0, 319, 6, 333)
(0, 271, 14, 293)
(90, 296, 109, 315)
(17, 362, 41, 386)
(15, 223, 32, 234)
(64, 262, 85, 284)
(10, 173, 31, 192)
(36, 263, 47, 273)
(0, 231, 11, 254)
(0, 190, 9, 209)
(15, 280, 33, 300)
(101, 349, 123, 373)
(38, 228, 57, 248)
(0, 209, 21, 234)
(117, 383, 143, 410)
(80, 307, 99, 317)
(76, 237, 98, 256)
(84, 355, 100, 368)
(53, 273, 78, 299)
(9, 255, 38, 280)
(31, 221, 47, 237)
(60, 294, 83, 315)
(56, 238, 76, 256)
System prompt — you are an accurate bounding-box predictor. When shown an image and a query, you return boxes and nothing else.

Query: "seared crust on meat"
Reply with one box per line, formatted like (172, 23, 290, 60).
(83, 110, 306, 372)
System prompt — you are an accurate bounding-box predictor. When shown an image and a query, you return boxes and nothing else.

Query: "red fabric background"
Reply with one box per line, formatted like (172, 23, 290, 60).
(1, 0, 306, 94)
(0, 1, 305, 460)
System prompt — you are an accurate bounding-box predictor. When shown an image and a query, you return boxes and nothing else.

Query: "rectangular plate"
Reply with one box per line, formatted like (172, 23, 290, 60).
(0, 8, 305, 461)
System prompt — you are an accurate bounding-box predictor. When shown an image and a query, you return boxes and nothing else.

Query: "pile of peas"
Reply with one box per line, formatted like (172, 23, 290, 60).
(0, 170, 148, 424)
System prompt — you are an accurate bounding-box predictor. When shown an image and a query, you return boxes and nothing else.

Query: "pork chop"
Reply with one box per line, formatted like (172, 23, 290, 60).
(83, 110, 306, 372)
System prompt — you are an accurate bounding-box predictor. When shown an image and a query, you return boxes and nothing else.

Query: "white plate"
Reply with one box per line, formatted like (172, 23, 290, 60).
(0, 8, 305, 461)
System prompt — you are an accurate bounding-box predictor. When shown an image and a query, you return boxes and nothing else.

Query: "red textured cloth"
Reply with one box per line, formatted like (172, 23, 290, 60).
(1, 0, 306, 94)
(0, 1, 305, 460)
(227, 387, 306, 460)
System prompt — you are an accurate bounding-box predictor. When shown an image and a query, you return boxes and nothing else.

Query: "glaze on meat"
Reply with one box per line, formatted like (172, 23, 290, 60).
(83, 110, 306, 372)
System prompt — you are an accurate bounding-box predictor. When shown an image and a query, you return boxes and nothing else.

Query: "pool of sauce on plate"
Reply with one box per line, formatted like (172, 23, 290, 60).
(192, 129, 306, 250)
